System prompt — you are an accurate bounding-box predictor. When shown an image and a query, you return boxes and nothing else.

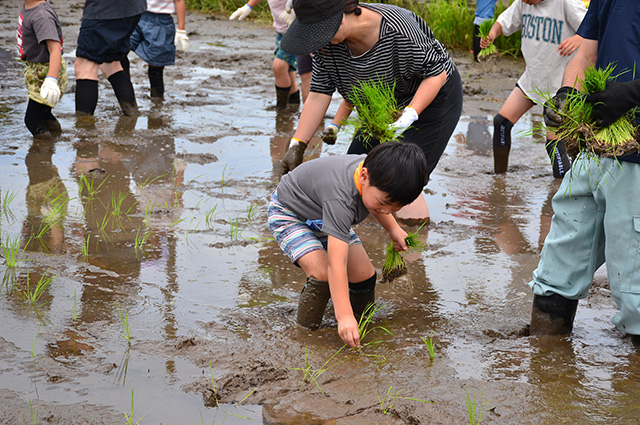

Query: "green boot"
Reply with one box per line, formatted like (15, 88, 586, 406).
(297, 277, 331, 329)
(530, 293, 578, 336)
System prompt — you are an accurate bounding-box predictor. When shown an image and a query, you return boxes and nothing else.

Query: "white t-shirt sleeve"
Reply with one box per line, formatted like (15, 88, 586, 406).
(497, 0, 523, 37)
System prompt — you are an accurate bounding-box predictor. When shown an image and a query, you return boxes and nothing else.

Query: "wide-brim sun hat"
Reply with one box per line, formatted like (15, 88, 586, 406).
(281, 0, 346, 56)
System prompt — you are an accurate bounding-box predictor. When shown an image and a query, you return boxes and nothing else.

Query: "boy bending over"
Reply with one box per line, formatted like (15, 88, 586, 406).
(268, 142, 427, 347)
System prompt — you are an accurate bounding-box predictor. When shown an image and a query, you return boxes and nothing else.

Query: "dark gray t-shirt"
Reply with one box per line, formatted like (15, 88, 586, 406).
(277, 154, 370, 243)
(82, 0, 147, 20)
(18, 2, 62, 63)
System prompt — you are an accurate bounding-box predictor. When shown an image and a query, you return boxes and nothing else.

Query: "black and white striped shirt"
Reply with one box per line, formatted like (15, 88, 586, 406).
(310, 3, 456, 107)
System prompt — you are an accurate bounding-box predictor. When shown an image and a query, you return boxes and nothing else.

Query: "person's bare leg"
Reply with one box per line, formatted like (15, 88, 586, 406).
(299, 71, 311, 102)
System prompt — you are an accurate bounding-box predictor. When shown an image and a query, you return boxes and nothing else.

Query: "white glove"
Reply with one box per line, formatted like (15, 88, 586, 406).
(390, 106, 419, 137)
(40, 76, 61, 106)
(229, 3, 252, 21)
(278, 8, 296, 26)
(174, 29, 189, 52)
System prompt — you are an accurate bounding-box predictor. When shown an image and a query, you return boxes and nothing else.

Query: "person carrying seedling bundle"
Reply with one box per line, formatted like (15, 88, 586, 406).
(529, 0, 640, 346)
(479, 0, 586, 177)
(17, 0, 67, 139)
(229, 0, 302, 110)
(268, 142, 427, 348)
(277, 0, 463, 222)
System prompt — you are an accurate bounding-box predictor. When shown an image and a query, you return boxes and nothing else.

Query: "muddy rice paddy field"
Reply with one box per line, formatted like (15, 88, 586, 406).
(1, 1, 640, 424)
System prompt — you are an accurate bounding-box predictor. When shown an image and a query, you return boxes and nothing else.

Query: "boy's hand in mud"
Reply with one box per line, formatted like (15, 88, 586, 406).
(543, 86, 575, 128)
(338, 314, 360, 348)
(557, 34, 581, 57)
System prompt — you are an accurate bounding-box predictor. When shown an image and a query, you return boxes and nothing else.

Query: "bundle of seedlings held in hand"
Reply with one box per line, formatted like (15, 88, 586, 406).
(345, 78, 402, 147)
(382, 227, 426, 283)
(477, 19, 498, 60)
(545, 64, 640, 159)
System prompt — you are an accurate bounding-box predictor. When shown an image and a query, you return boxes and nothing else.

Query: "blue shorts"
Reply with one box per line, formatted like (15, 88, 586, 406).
(274, 32, 297, 72)
(268, 191, 361, 265)
(77, 15, 141, 64)
(130, 12, 176, 67)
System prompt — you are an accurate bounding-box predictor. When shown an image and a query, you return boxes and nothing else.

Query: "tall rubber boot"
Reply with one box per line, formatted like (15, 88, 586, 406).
(545, 139, 572, 179)
(276, 85, 290, 111)
(349, 273, 376, 322)
(493, 113, 514, 174)
(75, 79, 99, 115)
(297, 277, 331, 329)
(631, 334, 640, 347)
(530, 293, 578, 336)
(472, 24, 481, 62)
(148, 65, 165, 98)
(288, 90, 300, 105)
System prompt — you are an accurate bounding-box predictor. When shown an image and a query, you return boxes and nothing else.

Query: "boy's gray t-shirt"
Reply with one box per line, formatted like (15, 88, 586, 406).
(277, 154, 370, 243)
(18, 2, 63, 63)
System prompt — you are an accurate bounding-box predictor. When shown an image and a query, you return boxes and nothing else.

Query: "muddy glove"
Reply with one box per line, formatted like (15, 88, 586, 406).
(321, 123, 340, 145)
(390, 106, 419, 138)
(40, 76, 61, 106)
(543, 86, 576, 128)
(586, 79, 640, 128)
(174, 29, 189, 52)
(229, 3, 252, 21)
(279, 138, 307, 175)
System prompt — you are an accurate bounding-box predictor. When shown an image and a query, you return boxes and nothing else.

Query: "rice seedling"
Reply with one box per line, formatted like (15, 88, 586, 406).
(382, 225, 427, 282)
(377, 384, 432, 416)
(136, 173, 165, 190)
(96, 213, 111, 236)
(2, 234, 26, 268)
(209, 361, 219, 407)
(356, 302, 393, 353)
(205, 204, 218, 229)
(539, 64, 639, 160)
(465, 387, 488, 425)
(229, 217, 245, 241)
(344, 78, 401, 147)
(221, 164, 231, 187)
(31, 325, 40, 361)
(21, 269, 55, 305)
(110, 191, 136, 224)
(81, 235, 90, 261)
(2, 189, 17, 222)
(115, 301, 132, 344)
(134, 228, 149, 258)
(169, 216, 184, 229)
(124, 389, 145, 425)
(290, 345, 349, 395)
(186, 218, 200, 245)
(73, 290, 78, 322)
(115, 348, 131, 386)
(246, 202, 257, 221)
(79, 173, 107, 200)
(476, 19, 497, 60)
(23, 399, 38, 425)
(421, 330, 437, 360)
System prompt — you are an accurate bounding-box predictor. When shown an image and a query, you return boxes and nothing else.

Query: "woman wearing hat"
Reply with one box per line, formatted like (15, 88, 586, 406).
(278, 0, 463, 220)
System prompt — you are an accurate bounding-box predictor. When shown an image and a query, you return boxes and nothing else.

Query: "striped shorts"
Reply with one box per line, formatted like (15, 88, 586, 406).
(268, 191, 361, 265)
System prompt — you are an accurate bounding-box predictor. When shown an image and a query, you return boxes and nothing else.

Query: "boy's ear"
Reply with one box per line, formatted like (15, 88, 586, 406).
(359, 167, 369, 185)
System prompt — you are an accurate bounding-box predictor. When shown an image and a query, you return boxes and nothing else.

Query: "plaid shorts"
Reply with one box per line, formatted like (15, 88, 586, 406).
(24, 59, 68, 108)
(274, 32, 297, 72)
(268, 191, 361, 265)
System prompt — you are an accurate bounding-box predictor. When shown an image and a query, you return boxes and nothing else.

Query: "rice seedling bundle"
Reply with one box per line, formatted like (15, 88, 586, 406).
(345, 78, 402, 147)
(549, 64, 639, 159)
(382, 231, 425, 283)
(477, 19, 498, 60)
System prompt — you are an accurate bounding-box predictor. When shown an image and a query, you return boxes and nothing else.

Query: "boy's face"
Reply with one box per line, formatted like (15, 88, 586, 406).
(359, 167, 403, 216)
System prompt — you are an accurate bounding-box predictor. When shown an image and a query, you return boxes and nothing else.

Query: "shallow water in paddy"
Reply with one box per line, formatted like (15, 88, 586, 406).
(1, 2, 640, 424)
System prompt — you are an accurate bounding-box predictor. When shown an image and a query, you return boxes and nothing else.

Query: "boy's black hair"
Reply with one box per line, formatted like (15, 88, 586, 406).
(363, 142, 427, 206)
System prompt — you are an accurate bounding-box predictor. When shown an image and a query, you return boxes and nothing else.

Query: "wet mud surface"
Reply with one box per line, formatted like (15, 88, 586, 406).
(2, 1, 640, 424)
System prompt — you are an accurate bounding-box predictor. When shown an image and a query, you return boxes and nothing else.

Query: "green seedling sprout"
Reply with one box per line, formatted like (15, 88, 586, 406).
(79, 173, 107, 200)
(246, 202, 257, 221)
(73, 289, 78, 322)
(345, 77, 401, 147)
(2, 234, 27, 268)
(169, 216, 184, 229)
(209, 361, 220, 407)
(31, 325, 40, 361)
(81, 235, 90, 261)
(23, 399, 38, 425)
(2, 189, 17, 222)
(205, 204, 218, 229)
(221, 164, 231, 187)
(115, 301, 132, 344)
(290, 345, 349, 395)
(421, 330, 437, 360)
(382, 224, 427, 282)
(377, 384, 432, 416)
(476, 19, 498, 60)
(21, 269, 55, 305)
(229, 217, 245, 241)
(124, 389, 145, 425)
(134, 228, 149, 258)
(465, 387, 489, 425)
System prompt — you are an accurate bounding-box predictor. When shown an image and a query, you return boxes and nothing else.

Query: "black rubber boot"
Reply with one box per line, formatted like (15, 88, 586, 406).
(545, 139, 572, 179)
(75, 79, 99, 115)
(349, 273, 376, 322)
(148, 65, 165, 98)
(288, 90, 300, 105)
(24, 99, 52, 138)
(108, 70, 138, 116)
(473, 24, 481, 62)
(630, 334, 640, 347)
(297, 277, 331, 329)
(530, 293, 579, 336)
(493, 113, 514, 174)
(276, 85, 290, 110)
